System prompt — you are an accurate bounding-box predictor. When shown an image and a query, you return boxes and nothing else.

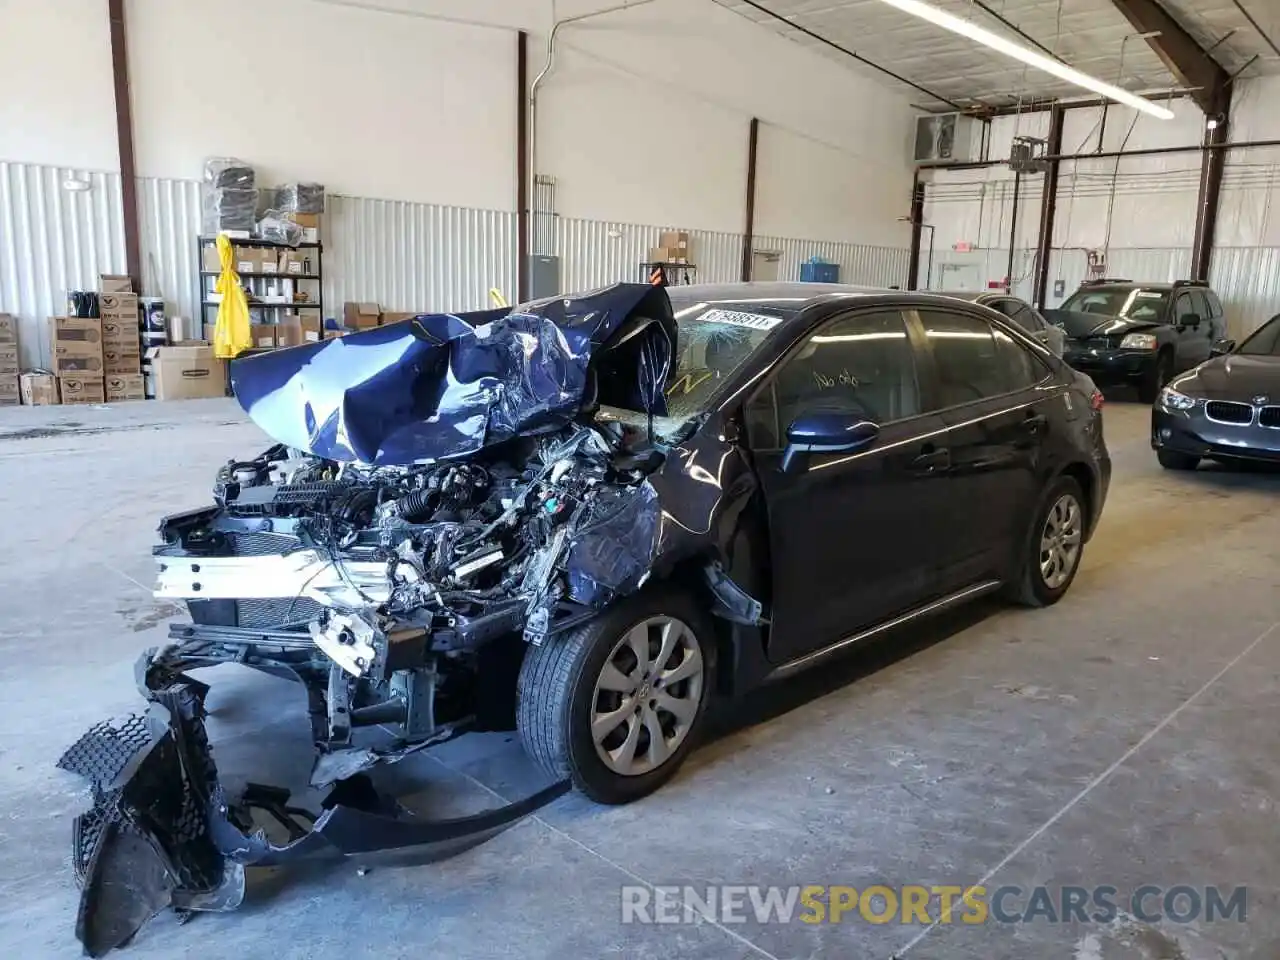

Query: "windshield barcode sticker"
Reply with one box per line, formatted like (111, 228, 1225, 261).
(1136, 291, 1164, 298)
(700, 309, 782, 331)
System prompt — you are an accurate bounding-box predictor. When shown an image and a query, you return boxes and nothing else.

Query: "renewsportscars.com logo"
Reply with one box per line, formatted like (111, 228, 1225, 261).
(620, 884, 1247, 926)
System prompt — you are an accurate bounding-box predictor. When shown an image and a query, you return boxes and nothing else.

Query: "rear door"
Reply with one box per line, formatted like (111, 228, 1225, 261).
(742, 307, 951, 663)
(1203, 289, 1227, 342)
(914, 306, 1055, 591)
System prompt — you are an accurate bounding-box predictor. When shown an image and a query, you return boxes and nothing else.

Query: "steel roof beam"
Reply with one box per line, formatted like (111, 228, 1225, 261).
(1107, 0, 1230, 115)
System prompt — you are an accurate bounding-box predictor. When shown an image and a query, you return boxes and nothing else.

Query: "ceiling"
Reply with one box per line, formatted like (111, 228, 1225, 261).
(711, 0, 1280, 111)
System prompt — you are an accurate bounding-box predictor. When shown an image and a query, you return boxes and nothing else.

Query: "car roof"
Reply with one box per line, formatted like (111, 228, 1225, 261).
(663, 282, 1017, 319)
(1076, 281, 1176, 291)
(934, 290, 1024, 303)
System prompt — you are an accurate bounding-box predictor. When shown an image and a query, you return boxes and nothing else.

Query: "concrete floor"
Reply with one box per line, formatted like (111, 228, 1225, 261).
(1, 396, 1277, 959)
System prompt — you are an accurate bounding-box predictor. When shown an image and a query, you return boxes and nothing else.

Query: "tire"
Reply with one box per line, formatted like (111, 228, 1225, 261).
(1006, 476, 1087, 608)
(516, 585, 713, 804)
(1138, 350, 1173, 404)
(1157, 448, 1199, 471)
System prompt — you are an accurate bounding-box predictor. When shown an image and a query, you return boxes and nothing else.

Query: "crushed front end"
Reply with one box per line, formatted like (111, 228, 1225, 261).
(58, 284, 677, 956)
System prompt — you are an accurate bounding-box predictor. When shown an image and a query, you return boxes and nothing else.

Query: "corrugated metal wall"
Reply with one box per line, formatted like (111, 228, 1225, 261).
(1210, 247, 1280, 340)
(138, 177, 201, 328)
(751, 235, 910, 290)
(0, 162, 126, 367)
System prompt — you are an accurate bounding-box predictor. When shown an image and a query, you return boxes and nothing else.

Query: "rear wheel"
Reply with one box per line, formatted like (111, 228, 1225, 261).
(516, 586, 712, 804)
(1138, 351, 1173, 404)
(1007, 476, 1086, 608)
(1157, 448, 1199, 471)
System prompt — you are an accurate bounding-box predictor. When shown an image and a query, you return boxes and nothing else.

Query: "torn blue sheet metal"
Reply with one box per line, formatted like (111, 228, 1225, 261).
(229, 284, 676, 466)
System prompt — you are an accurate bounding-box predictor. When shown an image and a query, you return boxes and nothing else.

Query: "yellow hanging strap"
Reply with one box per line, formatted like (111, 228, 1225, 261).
(213, 234, 252, 359)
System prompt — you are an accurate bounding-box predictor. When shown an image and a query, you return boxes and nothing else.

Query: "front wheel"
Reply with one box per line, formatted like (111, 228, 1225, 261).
(1006, 476, 1087, 608)
(516, 587, 712, 804)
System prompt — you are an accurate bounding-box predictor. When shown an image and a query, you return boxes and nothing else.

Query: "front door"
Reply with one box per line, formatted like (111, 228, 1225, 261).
(741, 307, 951, 664)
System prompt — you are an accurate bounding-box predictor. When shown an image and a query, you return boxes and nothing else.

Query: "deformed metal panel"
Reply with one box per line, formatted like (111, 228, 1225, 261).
(1210, 246, 1280, 339)
(0, 161, 126, 368)
(326, 196, 517, 315)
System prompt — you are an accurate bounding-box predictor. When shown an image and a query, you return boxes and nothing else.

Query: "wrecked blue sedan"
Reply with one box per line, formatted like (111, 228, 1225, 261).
(60, 280, 1110, 955)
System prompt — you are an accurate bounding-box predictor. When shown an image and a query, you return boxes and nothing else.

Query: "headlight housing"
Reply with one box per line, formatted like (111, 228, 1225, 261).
(1120, 333, 1158, 350)
(1158, 386, 1197, 412)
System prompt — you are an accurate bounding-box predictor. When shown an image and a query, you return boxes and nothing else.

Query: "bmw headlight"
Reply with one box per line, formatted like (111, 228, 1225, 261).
(1158, 386, 1197, 412)
(1120, 333, 1158, 350)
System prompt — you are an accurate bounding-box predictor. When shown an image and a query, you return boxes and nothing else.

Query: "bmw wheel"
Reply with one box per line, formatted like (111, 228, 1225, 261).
(517, 587, 712, 804)
(1007, 476, 1086, 607)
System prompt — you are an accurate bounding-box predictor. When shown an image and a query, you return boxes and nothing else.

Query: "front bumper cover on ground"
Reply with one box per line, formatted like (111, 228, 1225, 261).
(57, 656, 568, 958)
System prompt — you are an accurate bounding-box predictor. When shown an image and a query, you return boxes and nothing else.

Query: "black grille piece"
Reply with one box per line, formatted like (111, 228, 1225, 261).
(57, 714, 153, 788)
(1206, 401, 1253, 425)
(236, 597, 324, 628)
(1260, 406, 1280, 428)
(226, 531, 302, 556)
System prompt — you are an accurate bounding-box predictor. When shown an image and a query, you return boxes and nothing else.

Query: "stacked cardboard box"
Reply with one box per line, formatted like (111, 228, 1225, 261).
(0, 313, 18, 405)
(343, 302, 382, 330)
(99, 275, 143, 402)
(146, 344, 227, 400)
(648, 229, 692, 265)
(19, 372, 59, 405)
(51, 316, 105, 403)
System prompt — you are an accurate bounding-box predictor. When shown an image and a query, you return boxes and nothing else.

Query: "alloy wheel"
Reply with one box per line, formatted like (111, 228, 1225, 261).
(590, 615, 704, 777)
(1039, 493, 1083, 589)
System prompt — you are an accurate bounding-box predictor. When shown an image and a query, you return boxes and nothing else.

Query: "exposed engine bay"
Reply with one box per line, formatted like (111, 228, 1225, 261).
(57, 283, 704, 956)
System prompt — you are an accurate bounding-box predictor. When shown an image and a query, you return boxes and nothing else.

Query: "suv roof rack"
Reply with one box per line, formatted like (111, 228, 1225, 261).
(1172, 279, 1208, 288)
(1081, 277, 1132, 286)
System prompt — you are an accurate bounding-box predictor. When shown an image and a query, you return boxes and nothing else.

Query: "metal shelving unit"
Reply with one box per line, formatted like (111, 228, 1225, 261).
(196, 236, 324, 335)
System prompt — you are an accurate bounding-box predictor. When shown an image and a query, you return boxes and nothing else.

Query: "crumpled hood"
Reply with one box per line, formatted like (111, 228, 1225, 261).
(230, 283, 676, 465)
(1044, 309, 1161, 338)
(1172, 353, 1280, 399)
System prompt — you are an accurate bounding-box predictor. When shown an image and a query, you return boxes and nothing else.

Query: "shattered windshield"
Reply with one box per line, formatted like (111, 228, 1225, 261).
(661, 304, 788, 418)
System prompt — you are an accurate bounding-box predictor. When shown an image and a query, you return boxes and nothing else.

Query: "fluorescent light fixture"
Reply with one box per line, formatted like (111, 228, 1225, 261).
(874, 0, 1176, 120)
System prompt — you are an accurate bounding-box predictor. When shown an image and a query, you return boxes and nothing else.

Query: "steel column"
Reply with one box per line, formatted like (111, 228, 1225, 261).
(906, 173, 925, 291)
(1032, 105, 1065, 308)
(1193, 120, 1229, 281)
(107, 0, 140, 291)
(516, 31, 529, 303)
(1006, 171, 1022, 294)
(741, 118, 759, 282)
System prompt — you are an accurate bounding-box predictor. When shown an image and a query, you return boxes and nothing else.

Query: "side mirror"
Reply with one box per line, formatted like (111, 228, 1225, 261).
(1210, 338, 1237, 358)
(1178, 313, 1201, 329)
(781, 413, 880, 473)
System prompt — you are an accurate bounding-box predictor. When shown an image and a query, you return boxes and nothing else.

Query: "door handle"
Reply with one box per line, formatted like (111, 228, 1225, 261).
(909, 445, 950, 473)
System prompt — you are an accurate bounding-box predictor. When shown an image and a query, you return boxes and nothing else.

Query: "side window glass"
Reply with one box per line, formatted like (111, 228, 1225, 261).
(1205, 290, 1224, 318)
(1011, 304, 1043, 334)
(1188, 289, 1210, 319)
(1175, 293, 1198, 324)
(919, 309, 1033, 408)
(743, 310, 920, 450)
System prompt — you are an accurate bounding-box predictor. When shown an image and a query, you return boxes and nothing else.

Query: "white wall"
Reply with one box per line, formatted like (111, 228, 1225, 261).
(126, 0, 518, 211)
(0, 0, 118, 170)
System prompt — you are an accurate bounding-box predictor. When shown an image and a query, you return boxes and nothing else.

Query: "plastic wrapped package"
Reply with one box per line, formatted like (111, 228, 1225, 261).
(255, 211, 304, 246)
(273, 182, 325, 214)
(203, 157, 254, 190)
(202, 186, 257, 235)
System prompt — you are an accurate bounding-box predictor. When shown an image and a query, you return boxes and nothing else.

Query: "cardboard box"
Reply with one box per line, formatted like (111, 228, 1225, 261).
(234, 247, 259, 274)
(58, 373, 105, 405)
(344, 302, 380, 329)
(258, 246, 281, 274)
(51, 317, 103, 373)
(203, 244, 223, 272)
(103, 345, 141, 375)
(279, 249, 310, 275)
(100, 292, 139, 322)
(100, 274, 133, 294)
(285, 212, 321, 243)
(146, 344, 227, 400)
(379, 311, 416, 327)
(275, 315, 304, 347)
(20, 371, 59, 405)
(101, 316, 137, 345)
(300, 315, 323, 343)
(0, 313, 17, 342)
(0, 342, 17, 375)
(105, 372, 146, 402)
(0, 373, 17, 406)
(250, 324, 277, 349)
(659, 230, 690, 251)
